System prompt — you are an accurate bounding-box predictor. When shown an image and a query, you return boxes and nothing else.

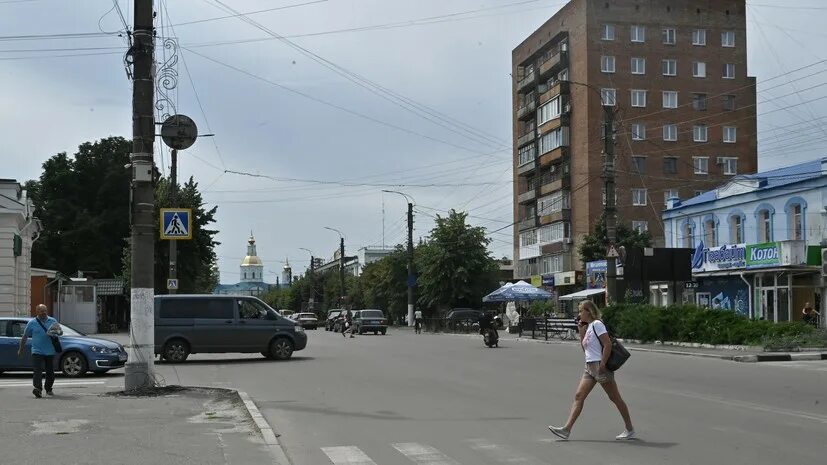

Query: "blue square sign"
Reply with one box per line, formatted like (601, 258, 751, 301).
(160, 208, 192, 240)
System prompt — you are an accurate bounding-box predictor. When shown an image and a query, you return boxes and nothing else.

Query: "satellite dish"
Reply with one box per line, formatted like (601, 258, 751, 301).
(161, 114, 198, 150)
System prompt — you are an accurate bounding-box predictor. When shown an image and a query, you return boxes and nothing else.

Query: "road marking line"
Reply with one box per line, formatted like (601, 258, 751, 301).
(321, 446, 378, 465)
(392, 442, 460, 465)
(0, 381, 106, 388)
(467, 438, 543, 464)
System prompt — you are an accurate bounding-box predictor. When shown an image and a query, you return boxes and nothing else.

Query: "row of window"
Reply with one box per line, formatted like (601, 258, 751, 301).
(538, 127, 569, 154)
(680, 203, 805, 248)
(600, 56, 735, 79)
(515, 254, 566, 276)
(537, 96, 563, 126)
(601, 24, 735, 47)
(538, 190, 570, 216)
(630, 121, 737, 143)
(602, 88, 738, 109)
(630, 155, 738, 176)
(519, 222, 570, 247)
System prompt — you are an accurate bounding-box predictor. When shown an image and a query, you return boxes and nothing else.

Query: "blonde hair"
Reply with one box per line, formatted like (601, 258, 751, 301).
(578, 300, 601, 321)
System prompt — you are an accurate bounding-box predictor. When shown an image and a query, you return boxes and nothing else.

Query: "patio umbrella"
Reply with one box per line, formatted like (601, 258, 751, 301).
(483, 281, 552, 302)
(482, 282, 514, 302)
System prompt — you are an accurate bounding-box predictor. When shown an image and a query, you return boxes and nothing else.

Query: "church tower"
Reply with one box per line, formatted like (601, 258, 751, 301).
(240, 233, 264, 282)
(282, 258, 292, 287)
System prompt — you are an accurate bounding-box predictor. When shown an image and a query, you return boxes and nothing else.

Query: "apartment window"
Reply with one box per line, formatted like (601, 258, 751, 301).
(693, 124, 708, 142)
(601, 55, 616, 73)
(541, 255, 563, 274)
(723, 95, 736, 111)
(722, 31, 735, 47)
(790, 204, 803, 240)
(602, 23, 616, 41)
(538, 190, 570, 215)
(662, 27, 676, 45)
(663, 124, 678, 141)
(538, 222, 568, 244)
(632, 221, 648, 234)
(632, 156, 646, 174)
(662, 91, 678, 108)
(693, 156, 709, 175)
(723, 126, 737, 143)
(631, 25, 645, 42)
(704, 218, 717, 247)
(631, 123, 646, 140)
(692, 28, 707, 46)
(692, 93, 708, 111)
(520, 229, 538, 247)
(601, 88, 617, 106)
(664, 189, 679, 203)
(720, 157, 738, 175)
(730, 215, 744, 243)
(630, 57, 646, 75)
(538, 127, 568, 154)
(632, 189, 648, 206)
(664, 157, 678, 174)
(537, 96, 562, 125)
(758, 209, 772, 242)
(631, 89, 647, 108)
(662, 59, 677, 76)
(723, 63, 735, 79)
(518, 144, 536, 166)
(692, 61, 706, 78)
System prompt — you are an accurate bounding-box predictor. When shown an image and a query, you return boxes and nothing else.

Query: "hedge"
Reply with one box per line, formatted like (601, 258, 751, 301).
(600, 303, 820, 346)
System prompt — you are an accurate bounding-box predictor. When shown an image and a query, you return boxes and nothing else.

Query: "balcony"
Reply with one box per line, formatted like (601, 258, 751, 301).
(539, 209, 571, 225)
(519, 216, 538, 231)
(539, 80, 569, 104)
(517, 159, 536, 176)
(518, 189, 536, 204)
(517, 71, 536, 92)
(517, 131, 536, 148)
(539, 178, 563, 196)
(517, 99, 537, 120)
(519, 244, 541, 260)
(539, 146, 565, 166)
(539, 51, 565, 78)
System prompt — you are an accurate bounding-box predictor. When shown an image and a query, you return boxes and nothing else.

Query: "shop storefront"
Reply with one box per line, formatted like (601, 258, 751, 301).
(690, 240, 822, 322)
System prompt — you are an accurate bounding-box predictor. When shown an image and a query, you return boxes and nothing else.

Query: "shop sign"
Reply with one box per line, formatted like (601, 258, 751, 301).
(530, 275, 543, 287)
(693, 243, 746, 272)
(746, 242, 781, 268)
(541, 274, 555, 287)
(586, 260, 607, 289)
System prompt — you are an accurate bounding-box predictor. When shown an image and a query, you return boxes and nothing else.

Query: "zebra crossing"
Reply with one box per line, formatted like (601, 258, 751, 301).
(318, 439, 560, 465)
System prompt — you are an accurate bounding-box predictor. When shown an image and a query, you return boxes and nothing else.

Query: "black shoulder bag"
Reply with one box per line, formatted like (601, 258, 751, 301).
(592, 321, 630, 371)
(36, 319, 63, 353)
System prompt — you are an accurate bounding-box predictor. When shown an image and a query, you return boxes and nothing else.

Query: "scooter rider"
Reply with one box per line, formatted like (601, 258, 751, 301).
(478, 312, 498, 339)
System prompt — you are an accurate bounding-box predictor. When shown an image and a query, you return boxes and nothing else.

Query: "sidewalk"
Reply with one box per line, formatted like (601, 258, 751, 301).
(0, 382, 279, 465)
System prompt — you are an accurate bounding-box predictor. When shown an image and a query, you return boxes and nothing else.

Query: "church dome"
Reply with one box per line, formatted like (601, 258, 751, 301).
(241, 255, 263, 266)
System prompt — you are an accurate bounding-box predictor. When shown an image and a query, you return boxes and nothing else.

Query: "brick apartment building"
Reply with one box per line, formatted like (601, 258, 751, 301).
(512, 0, 757, 283)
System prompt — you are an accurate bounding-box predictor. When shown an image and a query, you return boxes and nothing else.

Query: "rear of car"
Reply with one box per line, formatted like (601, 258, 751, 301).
(295, 313, 319, 329)
(353, 309, 388, 335)
(445, 309, 482, 330)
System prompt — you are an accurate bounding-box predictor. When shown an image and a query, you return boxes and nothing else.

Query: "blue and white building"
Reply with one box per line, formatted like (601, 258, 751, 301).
(214, 234, 280, 296)
(662, 158, 827, 324)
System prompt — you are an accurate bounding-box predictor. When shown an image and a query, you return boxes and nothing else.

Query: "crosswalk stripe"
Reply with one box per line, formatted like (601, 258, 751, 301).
(392, 442, 460, 465)
(321, 446, 378, 465)
(467, 438, 544, 465)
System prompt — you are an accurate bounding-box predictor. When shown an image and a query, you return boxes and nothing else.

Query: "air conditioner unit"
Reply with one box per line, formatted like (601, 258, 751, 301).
(564, 103, 571, 113)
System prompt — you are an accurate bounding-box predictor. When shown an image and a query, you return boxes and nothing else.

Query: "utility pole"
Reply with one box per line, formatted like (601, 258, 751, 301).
(339, 237, 346, 307)
(168, 149, 178, 295)
(406, 201, 415, 327)
(603, 106, 618, 304)
(125, 0, 156, 390)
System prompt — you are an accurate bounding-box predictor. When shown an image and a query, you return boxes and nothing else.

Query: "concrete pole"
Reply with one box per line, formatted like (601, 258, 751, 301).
(603, 106, 618, 304)
(125, 0, 156, 390)
(406, 202, 415, 326)
(168, 149, 177, 295)
(339, 238, 346, 307)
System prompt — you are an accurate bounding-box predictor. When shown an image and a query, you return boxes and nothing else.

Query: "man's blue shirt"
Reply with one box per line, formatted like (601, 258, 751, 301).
(24, 317, 59, 356)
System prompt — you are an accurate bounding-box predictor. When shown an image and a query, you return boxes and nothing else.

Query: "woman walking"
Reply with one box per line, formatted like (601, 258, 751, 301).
(548, 300, 635, 440)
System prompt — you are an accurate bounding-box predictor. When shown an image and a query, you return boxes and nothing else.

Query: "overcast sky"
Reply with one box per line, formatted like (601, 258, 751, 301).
(2, 0, 826, 283)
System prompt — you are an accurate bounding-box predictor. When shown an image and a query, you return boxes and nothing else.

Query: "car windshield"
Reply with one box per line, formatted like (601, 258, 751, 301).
(299, 314, 316, 319)
(360, 310, 383, 318)
(57, 322, 84, 337)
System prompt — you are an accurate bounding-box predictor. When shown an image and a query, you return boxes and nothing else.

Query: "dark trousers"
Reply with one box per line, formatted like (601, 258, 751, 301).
(32, 354, 55, 392)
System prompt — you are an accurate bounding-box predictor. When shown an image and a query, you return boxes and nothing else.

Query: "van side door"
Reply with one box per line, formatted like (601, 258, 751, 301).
(237, 298, 277, 351)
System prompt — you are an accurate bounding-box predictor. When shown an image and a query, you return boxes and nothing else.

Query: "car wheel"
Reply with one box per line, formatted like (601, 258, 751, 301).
(381, 330, 386, 335)
(60, 352, 88, 377)
(162, 339, 190, 363)
(269, 338, 294, 360)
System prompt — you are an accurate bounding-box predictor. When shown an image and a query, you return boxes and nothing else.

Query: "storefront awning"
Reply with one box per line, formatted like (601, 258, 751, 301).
(559, 288, 606, 301)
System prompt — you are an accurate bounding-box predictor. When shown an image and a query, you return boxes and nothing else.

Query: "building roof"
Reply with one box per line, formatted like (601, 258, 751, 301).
(241, 255, 263, 266)
(669, 157, 826, 211)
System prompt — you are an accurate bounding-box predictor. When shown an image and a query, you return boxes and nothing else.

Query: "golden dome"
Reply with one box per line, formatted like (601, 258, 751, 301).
(241, 255, 263, 266)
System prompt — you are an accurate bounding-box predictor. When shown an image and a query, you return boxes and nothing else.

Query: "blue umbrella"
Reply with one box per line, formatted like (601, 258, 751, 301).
(483, 280, 552, 302)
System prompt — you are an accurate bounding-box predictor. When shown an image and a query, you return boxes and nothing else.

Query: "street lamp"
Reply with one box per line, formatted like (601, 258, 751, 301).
(382, 190, 417, 326)
(299, 247, 316, 312)
(323, 227, 346, 307)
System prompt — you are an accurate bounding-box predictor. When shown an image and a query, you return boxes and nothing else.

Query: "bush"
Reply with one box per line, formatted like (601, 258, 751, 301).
(601, 303, 820, 347)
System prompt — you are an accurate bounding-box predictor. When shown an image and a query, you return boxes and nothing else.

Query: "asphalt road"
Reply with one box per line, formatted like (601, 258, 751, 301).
(148, 329, 827, 465)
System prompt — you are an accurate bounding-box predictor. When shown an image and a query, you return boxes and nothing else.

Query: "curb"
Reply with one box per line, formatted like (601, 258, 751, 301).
(735, 353, 827, 363)
(236, 390, 292, 465)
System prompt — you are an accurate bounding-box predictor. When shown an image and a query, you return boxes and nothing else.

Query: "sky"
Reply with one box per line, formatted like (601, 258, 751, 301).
(2, 0, 826, 283)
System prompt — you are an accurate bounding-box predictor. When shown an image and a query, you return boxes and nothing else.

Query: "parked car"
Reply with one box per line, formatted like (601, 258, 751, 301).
(154, 295, 307, 362)
(445, 308, 483, 330)
(0, 317, 127, 377)
(325, 309, 343, 331)
(352, 309, 388, 335)
(293, 312, 319, 330)
(279, 309, 295, 318)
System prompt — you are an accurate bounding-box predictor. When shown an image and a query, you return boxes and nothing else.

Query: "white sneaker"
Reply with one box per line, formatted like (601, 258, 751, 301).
(615, 429, 636, 440)
(548, 425, 570, 440)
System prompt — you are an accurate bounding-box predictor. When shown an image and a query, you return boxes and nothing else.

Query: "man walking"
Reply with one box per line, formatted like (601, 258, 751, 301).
(18, 304, 63, 398)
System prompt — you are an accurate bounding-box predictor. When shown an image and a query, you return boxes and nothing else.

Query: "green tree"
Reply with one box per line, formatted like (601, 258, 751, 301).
(578, 217, 652, 266)
(415, 210, 499, 313)
(358, 247, 408, 321)
(27, 137, 132, 276)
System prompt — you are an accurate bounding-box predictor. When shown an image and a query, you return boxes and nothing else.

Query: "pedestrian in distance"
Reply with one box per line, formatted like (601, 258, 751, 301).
(414, 309, 423, 334)
(548, 300, 635, 441)
(18, 304, 63, 398)
(341, 309, 355, 338)
(802, 302, 820, 327)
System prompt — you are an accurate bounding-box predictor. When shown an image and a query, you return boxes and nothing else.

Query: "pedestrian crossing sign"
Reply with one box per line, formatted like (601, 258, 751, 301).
(160, 208, 192, 240)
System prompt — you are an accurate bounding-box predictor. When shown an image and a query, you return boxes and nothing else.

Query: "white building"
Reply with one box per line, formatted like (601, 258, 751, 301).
(0, 179, 41, 317)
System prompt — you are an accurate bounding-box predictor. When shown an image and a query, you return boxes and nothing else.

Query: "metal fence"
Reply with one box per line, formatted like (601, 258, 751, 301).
(518, 317, 579, 341)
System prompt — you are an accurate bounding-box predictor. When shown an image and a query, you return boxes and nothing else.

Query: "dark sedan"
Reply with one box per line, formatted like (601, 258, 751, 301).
(0, 317, 127, 377)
